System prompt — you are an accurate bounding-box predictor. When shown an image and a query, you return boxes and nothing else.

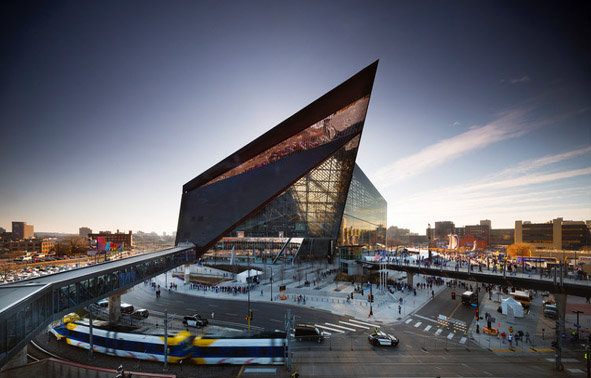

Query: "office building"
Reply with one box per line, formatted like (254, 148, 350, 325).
(515, 218, 591, 250)
(12, 222, 34, 240)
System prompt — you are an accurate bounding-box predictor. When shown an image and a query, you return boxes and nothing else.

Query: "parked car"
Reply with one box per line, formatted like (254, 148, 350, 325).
(368, 330, 399, 346)
(183, 314, 208, 328)
(293, 324, 324, 343)
(132, 309, 149, 319)
(97, 299, 109, 308)
(120, 303, 134, 314)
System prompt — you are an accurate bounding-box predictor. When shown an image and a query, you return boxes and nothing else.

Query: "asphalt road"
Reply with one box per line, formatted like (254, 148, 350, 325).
(119, 282, 584, 377)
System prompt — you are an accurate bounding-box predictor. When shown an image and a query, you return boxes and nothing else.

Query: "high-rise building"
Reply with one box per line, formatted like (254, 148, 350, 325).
(79, 227, 92, 238)
(12, 222, 34, 240)
(433, 221, 455, 240)
(176, 61, 383, 258)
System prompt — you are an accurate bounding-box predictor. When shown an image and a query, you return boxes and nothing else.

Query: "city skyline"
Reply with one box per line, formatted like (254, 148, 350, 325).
(1, 2, 589, 235)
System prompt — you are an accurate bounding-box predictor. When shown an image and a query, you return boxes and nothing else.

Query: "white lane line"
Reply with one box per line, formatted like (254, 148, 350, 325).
(405, 318, 413, 324)
(447, 332, 454, 340)
(413, 314, 439, 324)
(348, 319, 380, 328)
(424, 325, 432, 332)
(460, 337, 467, 344)
(435, 329, 443, 335)
(339, 321, 368, 329)
(315, 324, 345, 333)
(325, 322, 356, 332)
(414, 321, 422, 328)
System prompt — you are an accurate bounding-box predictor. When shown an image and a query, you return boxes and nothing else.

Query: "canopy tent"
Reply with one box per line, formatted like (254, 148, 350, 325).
(501, 296, 524, 318)
(236, 269, 263, 283)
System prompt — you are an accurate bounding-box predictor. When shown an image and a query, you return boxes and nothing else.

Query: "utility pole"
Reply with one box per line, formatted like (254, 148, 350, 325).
(88, 307, 93, 360)
(164, 309, 168, 371)
(247, 253, 251, 330)
(573, 310, 584, 340)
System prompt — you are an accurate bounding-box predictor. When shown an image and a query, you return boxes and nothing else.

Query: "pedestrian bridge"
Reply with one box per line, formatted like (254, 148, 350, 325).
(0, 244, 196, 369)
(359, 258, 591, 298)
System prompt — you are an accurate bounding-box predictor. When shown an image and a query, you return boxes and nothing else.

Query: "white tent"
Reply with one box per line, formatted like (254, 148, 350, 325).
(501, 296, 524, 318)
(236, 269, 262, 283)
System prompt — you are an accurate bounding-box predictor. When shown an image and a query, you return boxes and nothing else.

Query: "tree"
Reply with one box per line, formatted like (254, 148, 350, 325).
(507, 243, 532, 258)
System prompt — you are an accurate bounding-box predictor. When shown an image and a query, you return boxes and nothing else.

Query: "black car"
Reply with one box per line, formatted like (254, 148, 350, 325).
(368, 330, 399, 346)
(183, 314, 208, 328)
(293, 324, 324, 343)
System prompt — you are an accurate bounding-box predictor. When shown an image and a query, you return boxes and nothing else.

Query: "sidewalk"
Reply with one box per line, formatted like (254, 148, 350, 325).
(470, 288, 562, 353)
(151, 262, 446, 325)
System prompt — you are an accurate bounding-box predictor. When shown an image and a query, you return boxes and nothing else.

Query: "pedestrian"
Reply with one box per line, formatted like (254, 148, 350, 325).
(211, 311, 214, 319)
(508, 333, 513, 348)
(432, 290, 434, 298)
(398, 305, 401, 314)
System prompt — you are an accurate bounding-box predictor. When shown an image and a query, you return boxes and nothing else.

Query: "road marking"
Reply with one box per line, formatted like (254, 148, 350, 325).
(424, 325, 432, 332)
(348, 319, 380, 327)
(414, 321, 422, 328)
(448, 301, 462, 319)
(339, 321, 368, 329)
(325, 322, 356, 332)
(446, 332, 454, 340)
(567, 369, 584, 373)
(270, 319, 282, 323)
(435, 329, 443, 335)
(413, 314, 439, 324)
(315, 324, 345, 333)
(546, 358, 579, 362)
(405, 318, 413, 324)
(459, 337, 467, 344)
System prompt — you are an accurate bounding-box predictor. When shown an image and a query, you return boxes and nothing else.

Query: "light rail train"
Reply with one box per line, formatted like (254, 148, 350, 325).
(51, 322, 287, 365)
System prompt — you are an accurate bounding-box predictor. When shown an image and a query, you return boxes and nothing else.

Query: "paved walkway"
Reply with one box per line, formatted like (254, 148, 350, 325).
(152, 262, 446, 324)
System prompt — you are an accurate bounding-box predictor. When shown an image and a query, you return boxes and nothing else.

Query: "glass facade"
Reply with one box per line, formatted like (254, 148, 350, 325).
(338, 164, 386, 247)
(0, 246, 195, 367)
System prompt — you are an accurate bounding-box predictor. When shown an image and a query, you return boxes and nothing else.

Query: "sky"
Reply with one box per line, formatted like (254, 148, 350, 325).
(1, 1, 590, 235)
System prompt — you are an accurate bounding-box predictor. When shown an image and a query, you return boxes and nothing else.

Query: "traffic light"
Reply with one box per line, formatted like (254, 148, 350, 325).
(368, 294, 374, 302)
(249, 309, 253, 321)
(475, 309, 479, 320)
(451, 292, 456, 300)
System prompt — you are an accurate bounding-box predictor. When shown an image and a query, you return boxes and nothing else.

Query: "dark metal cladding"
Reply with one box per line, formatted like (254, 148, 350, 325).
(176, 61, 379, 255)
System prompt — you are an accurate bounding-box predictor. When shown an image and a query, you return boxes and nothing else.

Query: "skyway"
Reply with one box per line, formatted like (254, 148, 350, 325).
(361, 257, 591, 298)
(0, 244, 196, 368)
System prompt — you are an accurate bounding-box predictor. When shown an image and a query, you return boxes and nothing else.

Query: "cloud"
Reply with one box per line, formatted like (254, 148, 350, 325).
(452, 121, 461, 127)
(385, 146, 591, 231)
(373, 108, 531, 187)
(510, 75, 530, 84)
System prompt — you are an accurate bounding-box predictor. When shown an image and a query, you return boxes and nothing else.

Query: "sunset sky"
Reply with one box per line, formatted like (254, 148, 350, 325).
(1, 1, 589, 235)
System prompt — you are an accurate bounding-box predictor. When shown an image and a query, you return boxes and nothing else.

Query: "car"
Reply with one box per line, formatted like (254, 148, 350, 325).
(183, 314, 208, 328)
(120, 303, 134, 314)
(293, 324, 324, 343)
(97, 299, 109, 308)
(132, 309, 149, 319)
(368, 330, 399, 346)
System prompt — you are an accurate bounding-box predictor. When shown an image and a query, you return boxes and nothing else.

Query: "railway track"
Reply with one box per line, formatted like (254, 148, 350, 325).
(27, 340, 68, 363)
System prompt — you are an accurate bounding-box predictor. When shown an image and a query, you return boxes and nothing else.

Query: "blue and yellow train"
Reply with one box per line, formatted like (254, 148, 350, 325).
(51, 322, 287, 365)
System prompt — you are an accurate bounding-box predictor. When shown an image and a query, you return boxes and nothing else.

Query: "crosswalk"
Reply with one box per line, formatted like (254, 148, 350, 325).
(314, 317, 469, 344)
(315, 318, 379, 336)
(406, 317, 469, 344)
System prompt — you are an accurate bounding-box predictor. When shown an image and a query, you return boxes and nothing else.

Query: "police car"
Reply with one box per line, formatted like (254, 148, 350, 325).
(368, 330, 399, 346)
